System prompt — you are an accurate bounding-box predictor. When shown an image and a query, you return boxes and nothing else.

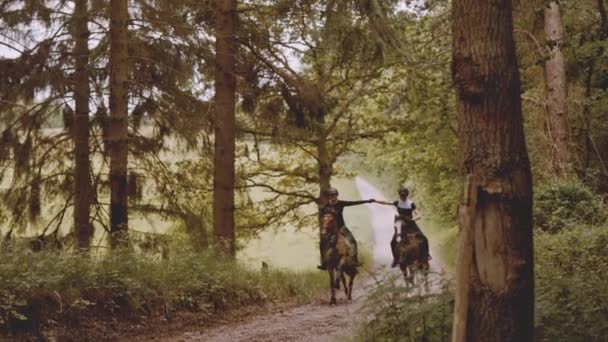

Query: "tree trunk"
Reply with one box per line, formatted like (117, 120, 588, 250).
(317, 139, 332, 207)
(72, 0, 93, 250)
(451, 1, 534, 341)
(109, 0, 129, 248)
(213, 0, 237, 256)
(599, 0, 608, 39)
(544, 1, 572, 177)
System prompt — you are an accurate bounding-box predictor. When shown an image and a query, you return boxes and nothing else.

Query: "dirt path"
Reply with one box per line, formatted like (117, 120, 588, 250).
(152, 177, 444, 342)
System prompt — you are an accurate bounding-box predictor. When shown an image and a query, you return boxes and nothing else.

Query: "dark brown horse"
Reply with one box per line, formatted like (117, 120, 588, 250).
(393, 215, 429, 286)
(320, 213, 358, 306)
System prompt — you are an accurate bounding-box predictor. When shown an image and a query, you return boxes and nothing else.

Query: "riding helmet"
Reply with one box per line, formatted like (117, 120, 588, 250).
(326, 187, 339, 196)
(398, 187, 409, 196)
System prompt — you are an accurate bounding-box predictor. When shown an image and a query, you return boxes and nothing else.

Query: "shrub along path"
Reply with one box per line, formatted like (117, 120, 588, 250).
(154, 177, 447, 342)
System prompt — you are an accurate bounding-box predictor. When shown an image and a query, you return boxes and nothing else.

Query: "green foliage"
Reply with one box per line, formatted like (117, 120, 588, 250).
(353, 274, 454, 342)
(356, 223, 608, 342)
(534, 178, 607, 233)
(0, 245, 325, 335)
(535, 224, 608, 341)
(360, 5, 460, 230)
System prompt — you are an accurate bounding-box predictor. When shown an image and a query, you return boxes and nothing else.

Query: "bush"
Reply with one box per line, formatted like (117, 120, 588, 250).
(535, 224, 608, 341)
(353, 272, 454, 342)
(355, 224, 608, 342)
(534, 178, 607, 233)
(0, 245, 326, 336)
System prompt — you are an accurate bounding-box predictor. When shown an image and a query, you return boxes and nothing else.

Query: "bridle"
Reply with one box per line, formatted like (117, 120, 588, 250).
(321, 213, 338, 235)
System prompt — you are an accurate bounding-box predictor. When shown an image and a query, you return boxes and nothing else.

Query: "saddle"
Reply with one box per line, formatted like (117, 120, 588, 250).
(322, 226, 349, 249)
(394, 215, 419, 241)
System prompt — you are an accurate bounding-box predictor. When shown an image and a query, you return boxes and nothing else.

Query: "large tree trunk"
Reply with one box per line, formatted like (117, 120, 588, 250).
(213, 0, 237, 256)
(544, 1, 572, 177)
(72, 0, 93, 250)
(451, 0, 534, 341)
(109, 0, 129, 248)
(317, 139, 332, 207)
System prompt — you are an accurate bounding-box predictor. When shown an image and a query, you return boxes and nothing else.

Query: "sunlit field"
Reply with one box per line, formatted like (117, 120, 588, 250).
(238, 177, 375, 271)
(0, 128, 374, 270)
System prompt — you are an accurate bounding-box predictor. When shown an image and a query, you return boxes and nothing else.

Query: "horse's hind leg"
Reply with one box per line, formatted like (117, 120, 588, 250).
(403, 266, 414, 288)
(347, 272, 356, 300)
(340, 272, 347, 296)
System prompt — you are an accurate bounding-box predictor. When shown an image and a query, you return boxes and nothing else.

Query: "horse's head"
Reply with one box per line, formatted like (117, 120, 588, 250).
(321, 213, 338, 233)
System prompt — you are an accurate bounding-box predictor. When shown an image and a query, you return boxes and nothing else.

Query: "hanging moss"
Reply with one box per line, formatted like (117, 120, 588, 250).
(29, 176, 41, 222)
(0, 131, 14, 162)
(62, 105, 74, 131)
(127, 173, 142, 201)
(13, 138, 32, 178)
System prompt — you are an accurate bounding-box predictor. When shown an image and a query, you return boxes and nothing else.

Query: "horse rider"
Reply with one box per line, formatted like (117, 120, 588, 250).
(317, 187, 374, 270)
(375, 187, 431, 267)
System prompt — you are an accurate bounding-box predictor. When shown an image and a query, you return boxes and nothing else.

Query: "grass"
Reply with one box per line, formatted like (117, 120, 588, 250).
(0, 243, 327, 338)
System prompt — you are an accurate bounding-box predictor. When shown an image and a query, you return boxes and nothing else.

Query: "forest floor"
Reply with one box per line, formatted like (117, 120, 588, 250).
(136, 177, 446, 342)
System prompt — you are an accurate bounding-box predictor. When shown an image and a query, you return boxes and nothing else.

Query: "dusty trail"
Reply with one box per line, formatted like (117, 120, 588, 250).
(154, 177, 444, 342)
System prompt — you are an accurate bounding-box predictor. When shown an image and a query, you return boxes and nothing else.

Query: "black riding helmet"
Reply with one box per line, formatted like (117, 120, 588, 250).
(326, 187, 339, 196)
(398, 187, 409, 196)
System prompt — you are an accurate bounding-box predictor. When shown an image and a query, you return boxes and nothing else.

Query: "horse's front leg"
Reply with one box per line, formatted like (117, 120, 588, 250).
(328, 269, 336, 306)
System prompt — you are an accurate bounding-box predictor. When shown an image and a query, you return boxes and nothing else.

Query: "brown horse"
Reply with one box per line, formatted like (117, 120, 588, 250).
(320, 213, 358, 306)
(393, 215, 429, 286)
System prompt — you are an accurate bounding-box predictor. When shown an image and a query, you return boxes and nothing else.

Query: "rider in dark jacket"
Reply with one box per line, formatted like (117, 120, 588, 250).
(318, 187, 374, 270)
(376, 187, 431, 267)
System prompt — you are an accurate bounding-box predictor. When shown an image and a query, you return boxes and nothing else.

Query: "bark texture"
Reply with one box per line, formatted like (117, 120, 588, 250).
(72, 0, 93, 250)
(109, 0, 129, 248)
(451, 0, 534, 341)
(317, 139, 332, 207)
(599, 0, 608, 39)
(213, 0, 237, 256)
(544, 1, 572, 177)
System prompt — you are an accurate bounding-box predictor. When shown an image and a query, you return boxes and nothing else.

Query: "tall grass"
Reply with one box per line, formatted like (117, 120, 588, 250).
(0, 243, 326, 336)
(353, 273, 454, 342)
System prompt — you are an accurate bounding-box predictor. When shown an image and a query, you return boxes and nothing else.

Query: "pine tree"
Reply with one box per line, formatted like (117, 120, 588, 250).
(213, 0, 237, 256)
(72, 0, 94, 250)
(109, 0, 130, 248)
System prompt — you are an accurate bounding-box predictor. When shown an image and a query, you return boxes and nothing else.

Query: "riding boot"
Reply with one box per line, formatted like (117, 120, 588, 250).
(317, 239, 327, 270)
(421, 234, 432, 261)
(390, 236, 399, 268)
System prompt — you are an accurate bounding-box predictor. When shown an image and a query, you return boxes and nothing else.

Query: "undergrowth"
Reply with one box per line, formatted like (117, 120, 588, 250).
(353, 223, 608, 342)
(0, 244, 326, 338)
(535, 223, 608, 341)
(353, 272, 454, 342)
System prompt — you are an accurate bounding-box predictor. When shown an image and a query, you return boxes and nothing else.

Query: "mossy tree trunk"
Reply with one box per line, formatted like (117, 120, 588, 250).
(544, 0, 572, 177)
(451, 0, 534, 340)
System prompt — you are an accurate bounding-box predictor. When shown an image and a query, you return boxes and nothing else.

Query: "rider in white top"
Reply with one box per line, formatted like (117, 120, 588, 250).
(375, 187, 431, 267)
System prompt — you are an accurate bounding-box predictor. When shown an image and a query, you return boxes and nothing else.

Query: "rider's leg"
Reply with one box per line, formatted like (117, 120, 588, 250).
(412, 222, 432, 260)
(340, 226, 362, 265)
(390, 234, 399, 267)
(318, 233, 328, 270)
(420, 233, 431, 260)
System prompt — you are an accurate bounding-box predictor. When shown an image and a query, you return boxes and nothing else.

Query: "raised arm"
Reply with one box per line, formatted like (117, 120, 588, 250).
(340, 199, 374, 207)
(374, 200, 394, 206)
